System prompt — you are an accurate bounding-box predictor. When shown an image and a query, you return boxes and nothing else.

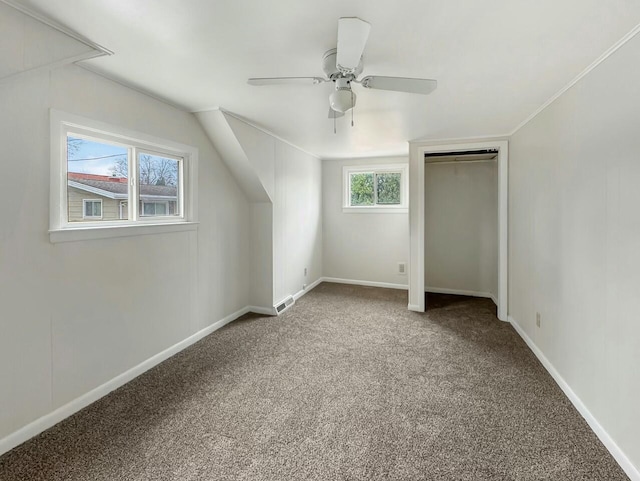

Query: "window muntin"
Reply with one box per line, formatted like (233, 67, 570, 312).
(82, 199, 102, 219)
(344, 164, 407, 211)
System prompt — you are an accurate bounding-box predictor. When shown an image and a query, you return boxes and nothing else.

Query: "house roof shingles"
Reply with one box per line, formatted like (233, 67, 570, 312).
(68, 172, 177, 197)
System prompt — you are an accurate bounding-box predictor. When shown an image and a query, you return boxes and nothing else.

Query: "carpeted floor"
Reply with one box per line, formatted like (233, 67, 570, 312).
(0, 283, 628, 480)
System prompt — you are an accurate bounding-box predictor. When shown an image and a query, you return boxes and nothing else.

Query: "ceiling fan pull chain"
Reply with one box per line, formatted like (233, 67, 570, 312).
(351, 90, 355, 127)
(334, 112, 337, 134)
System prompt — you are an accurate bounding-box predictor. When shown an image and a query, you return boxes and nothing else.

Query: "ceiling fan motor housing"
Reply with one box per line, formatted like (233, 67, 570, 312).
(322, 48, 363, 79)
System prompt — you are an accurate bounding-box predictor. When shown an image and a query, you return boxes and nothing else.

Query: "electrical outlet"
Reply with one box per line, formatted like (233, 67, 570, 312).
(536, 312, 541, 328)
(304, 267, 307, 277)
(303, 283, 307, 290)
(398, 262, 406, 275)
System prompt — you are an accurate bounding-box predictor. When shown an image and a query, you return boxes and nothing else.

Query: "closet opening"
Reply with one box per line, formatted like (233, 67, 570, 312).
(424, 149, 499, 311)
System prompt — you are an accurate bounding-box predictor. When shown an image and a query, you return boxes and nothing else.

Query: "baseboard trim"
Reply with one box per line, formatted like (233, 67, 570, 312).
(508, 316, 640, 481)
(247, 306, 277, 316)
(425, 286, 498, 306)
(0, 305, 251, 457)
(408, 303, 422, 312)
(322, 277, 408, 290)
(293, 277, 323, 301)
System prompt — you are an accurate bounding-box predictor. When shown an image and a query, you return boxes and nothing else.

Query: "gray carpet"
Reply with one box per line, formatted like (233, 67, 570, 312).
(0, 283, 628, 480)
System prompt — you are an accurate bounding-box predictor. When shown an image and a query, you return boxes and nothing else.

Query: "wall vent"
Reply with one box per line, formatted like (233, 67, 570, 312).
(275, 296, 295, 315)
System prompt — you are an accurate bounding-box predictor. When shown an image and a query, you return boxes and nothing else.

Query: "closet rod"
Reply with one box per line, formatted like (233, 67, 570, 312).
(425, 158, 497, 165)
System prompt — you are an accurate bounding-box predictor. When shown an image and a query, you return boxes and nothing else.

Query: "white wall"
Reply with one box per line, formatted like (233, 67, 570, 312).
(273, 141, 323, 303)
(250, 203, 273, 308)
(322, 157, 409, 286)
(207, 115, 323, 308)
(425, 160, 498, 298)
(509, 31, 640, 475)
(0, 65, 251, 445)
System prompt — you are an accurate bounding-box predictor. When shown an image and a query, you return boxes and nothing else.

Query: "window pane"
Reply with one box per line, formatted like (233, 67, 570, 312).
(138, 153, 180, 216)
(376, 173, 401, 205)
(67, 136, 128, 223)
(350, 173, 374, 206)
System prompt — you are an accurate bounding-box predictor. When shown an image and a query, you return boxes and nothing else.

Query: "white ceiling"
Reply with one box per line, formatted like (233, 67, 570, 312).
(13, 0, 640, 159)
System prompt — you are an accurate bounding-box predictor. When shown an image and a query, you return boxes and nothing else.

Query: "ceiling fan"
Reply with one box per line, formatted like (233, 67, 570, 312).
(247, 17, 437, 119)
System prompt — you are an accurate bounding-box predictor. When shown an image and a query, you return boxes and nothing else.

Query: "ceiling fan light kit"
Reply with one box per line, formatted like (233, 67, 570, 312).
(248, 16, 437, 129)
(329, 78, 356, 113)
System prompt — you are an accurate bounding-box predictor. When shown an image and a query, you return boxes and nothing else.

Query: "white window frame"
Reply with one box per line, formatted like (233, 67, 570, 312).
(50, 109, 198, 243)
(82, 199, 103, 219)
(343, 164, 408, 213)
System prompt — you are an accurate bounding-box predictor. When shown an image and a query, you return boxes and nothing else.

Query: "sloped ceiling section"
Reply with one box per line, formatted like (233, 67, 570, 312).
(196, 110, 272, 203)
(0, 0, 110, 82)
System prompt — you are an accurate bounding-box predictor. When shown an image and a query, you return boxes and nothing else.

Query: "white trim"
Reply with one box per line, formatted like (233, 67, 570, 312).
(0, 50, 109, 85)
(322, 277, 408, 290)
(342, 207, 408, 214)
(0, 305, 250, 457)
(408, 139, 508, 321)
(0, 0, 112, 84)
(409, 134, 511, 146)
(509, 22, 640, 137)
(247, 306, 277, 316)
(426, 287, 498, 307)
(408, 303, 421, 312)
(509, 316, 640, 481)
(49, 221, 198, 243)
(293, 277, 324, 301)
(50, 109, 198, 234)
(0, 0, 112, 56)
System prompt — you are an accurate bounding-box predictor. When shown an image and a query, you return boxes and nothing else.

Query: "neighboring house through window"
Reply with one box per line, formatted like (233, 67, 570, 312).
(50, 110, 198, 242)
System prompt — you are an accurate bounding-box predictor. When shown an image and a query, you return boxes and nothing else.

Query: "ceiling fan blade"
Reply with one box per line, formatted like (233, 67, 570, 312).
(336, 17, 371, 73)
(247, 77, 326, 86)
(360, 76, 437, 95)
(328, 107, 344, 119)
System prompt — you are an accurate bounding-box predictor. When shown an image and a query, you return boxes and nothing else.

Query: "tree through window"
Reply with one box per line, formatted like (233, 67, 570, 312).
(345, 165, 405, 210)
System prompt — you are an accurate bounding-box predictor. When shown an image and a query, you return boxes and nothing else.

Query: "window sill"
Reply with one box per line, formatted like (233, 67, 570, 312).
(342, 207, 408, 214)
(49, 221, 199, 243)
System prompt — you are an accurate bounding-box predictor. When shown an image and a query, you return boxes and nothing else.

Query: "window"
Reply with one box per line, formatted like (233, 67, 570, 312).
(142, 201, 169, 216)
(82, 199, 102, 219)
(343, 164, 408, 213)
(50, 110, 198, 242)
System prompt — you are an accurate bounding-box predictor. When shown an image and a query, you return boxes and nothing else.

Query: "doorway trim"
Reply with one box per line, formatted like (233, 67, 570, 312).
(408, 138, 508, 320)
